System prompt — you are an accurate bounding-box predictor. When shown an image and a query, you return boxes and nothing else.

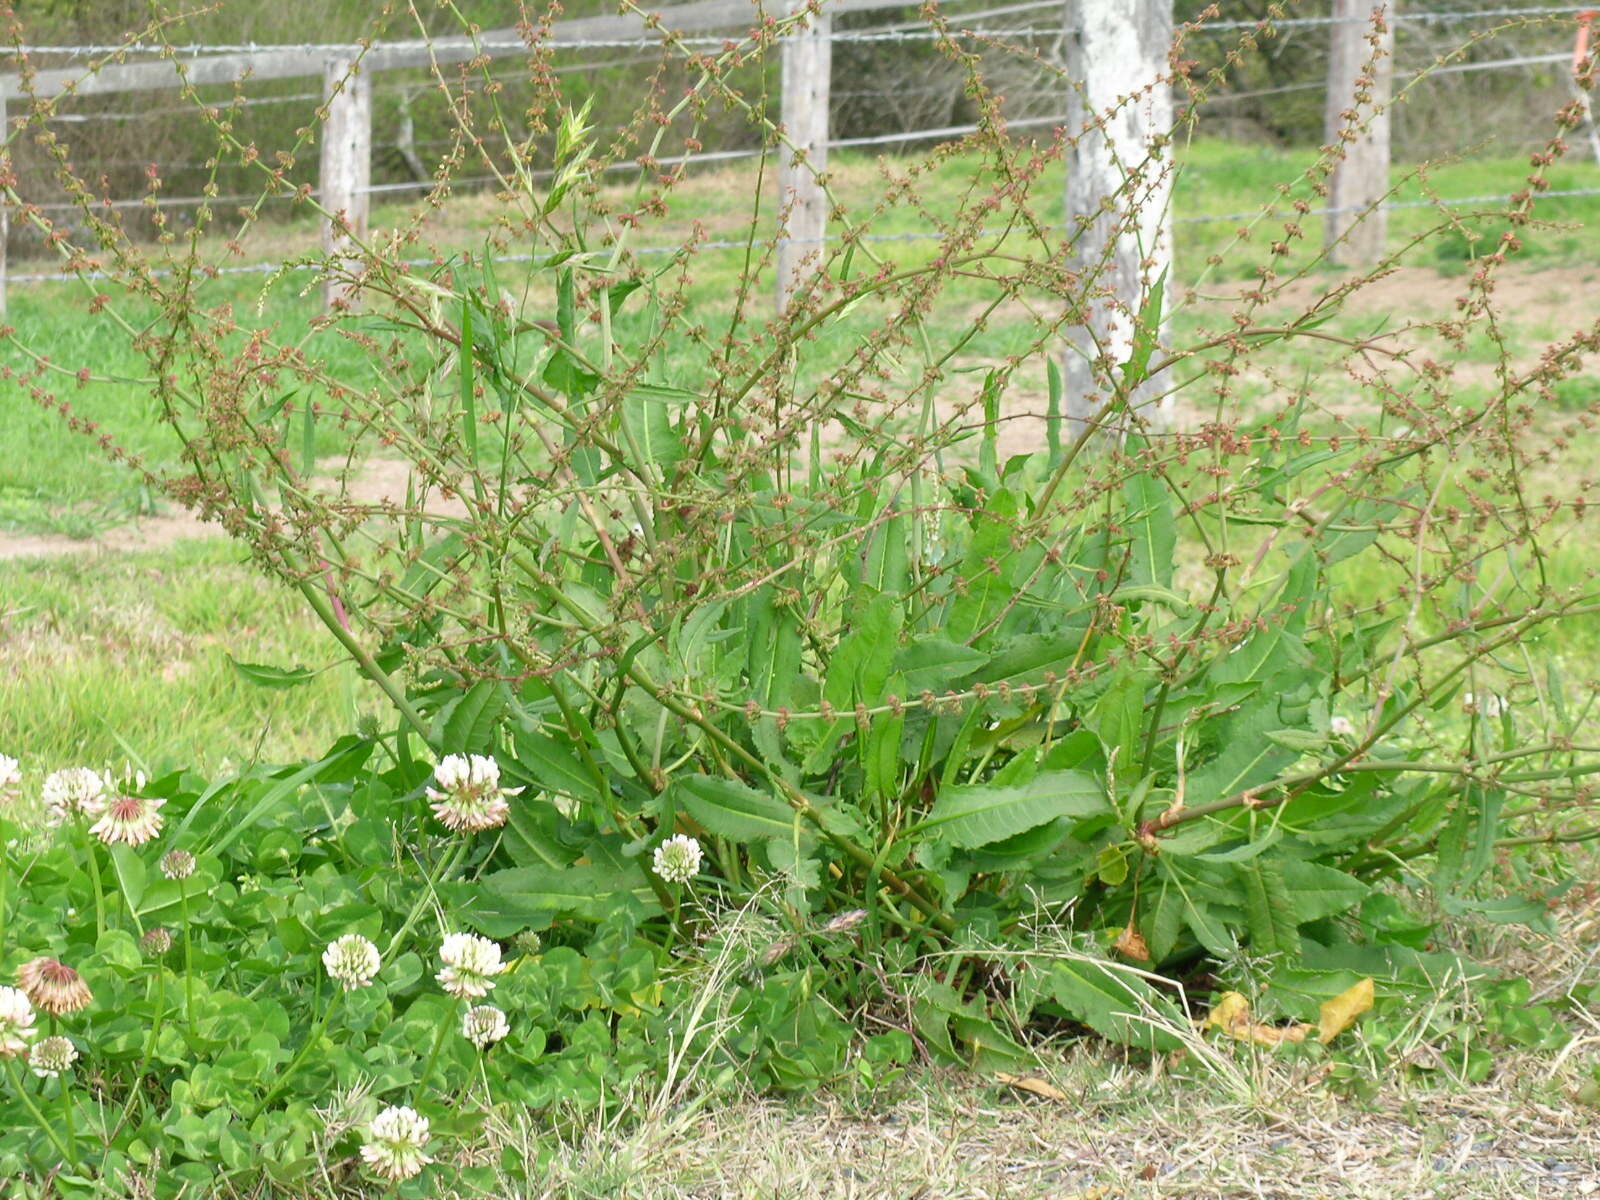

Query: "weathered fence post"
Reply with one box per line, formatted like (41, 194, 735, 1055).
(1060, 0, 1174, 439)
(320, 53, 372, 312)
(777, 0, 832, 313)
(1, 92, 9, 317)
(1324, 0, 1394, 266)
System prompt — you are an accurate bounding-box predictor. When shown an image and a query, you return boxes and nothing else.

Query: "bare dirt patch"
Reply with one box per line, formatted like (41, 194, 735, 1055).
(0, 457, 470, 562)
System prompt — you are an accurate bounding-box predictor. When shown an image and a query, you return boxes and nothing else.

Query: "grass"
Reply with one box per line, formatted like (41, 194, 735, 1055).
(0, 540, 368, 772)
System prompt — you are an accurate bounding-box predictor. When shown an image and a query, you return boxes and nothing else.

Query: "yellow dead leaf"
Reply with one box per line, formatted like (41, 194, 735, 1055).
(1114, 924, 1151, 962)
(1203, 991, 1313, 1048)
(1316, 977, 1374, 1044)
(995, 1072, 1069, 1102)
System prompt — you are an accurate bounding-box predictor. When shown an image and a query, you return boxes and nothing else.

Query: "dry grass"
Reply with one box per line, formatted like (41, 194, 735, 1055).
(414, 1048, 1600, 1199)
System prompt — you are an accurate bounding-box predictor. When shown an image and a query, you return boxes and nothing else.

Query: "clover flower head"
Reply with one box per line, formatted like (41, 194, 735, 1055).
(89, 792, 165, 847)
(0, 986, 36, 1057)
(41, 768, 110, 826)
(0, 754, 20, 804)
(322, 934, 381, 991)
(436, 933, 505, 999)
(28, 1035, 77, 1079)
(17, 957, 93, 1017)
(823, 908, 869, 935)
(652, 834, 703, 884)
(160, 849, 196, 880)
(360, 1105, 432, 1182)
(1329, 716, 1356, 739)
(462, 1004, 510, 1049)
(140, 928, 174, 957)
(427, 753, 522, 834)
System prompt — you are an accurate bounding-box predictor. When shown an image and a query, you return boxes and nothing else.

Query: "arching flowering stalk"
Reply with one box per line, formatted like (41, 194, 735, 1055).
(436, 934, 506, 999)
(0, 987, 36, 1057)
(426, 754, 522, 834)
(322, 935, 381, 991)
(360, 1105, 432, 1182)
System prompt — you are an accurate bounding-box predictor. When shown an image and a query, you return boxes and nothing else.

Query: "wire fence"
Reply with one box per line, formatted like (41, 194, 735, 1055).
(5, 1, 1599, 287)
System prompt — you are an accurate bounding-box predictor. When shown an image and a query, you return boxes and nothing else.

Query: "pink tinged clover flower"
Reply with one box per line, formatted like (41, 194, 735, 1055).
(436, 933, 506, 999)
(360, 1105, 432, 1182)
(89, 792, 166, 847)
(0, 754, 20, 805)
(41, 768, 110, 826)
(0, 986, 35, 1057)
(322, 934, 381, 991)
(427, 754, 522, 834)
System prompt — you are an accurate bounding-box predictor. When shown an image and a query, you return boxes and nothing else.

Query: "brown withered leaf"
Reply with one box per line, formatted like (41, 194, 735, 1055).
(1203, 991, 1313, 1048)
(1114, 924, 1151, 962)
(1316, 977, 1375, 1044)
(995, 1072, 1069, 1102)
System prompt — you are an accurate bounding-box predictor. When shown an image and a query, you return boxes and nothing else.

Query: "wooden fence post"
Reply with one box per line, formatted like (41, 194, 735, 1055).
(320, 54, 372, 312)
(1, 93, 9, 317)
(777, 0, 832, 313)
(1060, 0, 1174, 438)
(1324, 0, 1394, 266)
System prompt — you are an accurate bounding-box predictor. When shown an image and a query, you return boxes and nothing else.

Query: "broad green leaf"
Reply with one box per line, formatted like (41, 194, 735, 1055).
(1092, 667, 1145, 778)
(622, 384, 690, 473)
(438, 680, 507, 756)
(823, 592, 901, 710)
(1238, 858, 1300, 958)
(675, 775, 805, 843)
(481, 864, 656, 923)
(893, 638, 989, 693)
(918, 770, 1105, 849)
(945, 489, 1020, 643)
(1122, 436, 1175, 588)
(506, 728, 600, 804)
(1047, 958, 1182, 1051)
(227, 657, 315, 690)
(1280, 860, 1368, 922)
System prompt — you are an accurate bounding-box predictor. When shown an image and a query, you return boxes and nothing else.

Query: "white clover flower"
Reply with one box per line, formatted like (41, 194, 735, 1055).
(426, 754, 523, 834)
(652, 834, 703, 884)
(160, 849, 196, 881)
(41, 768, 110, 826)
(1329, 716, 1356, 739)
(0, 754, 20, 805)
(0, 986, 36, 1057)
(436, 933, 506, 999)
(360, 1105, 432, 1182)
(461, 1004, 510, 1049)
(28, 1035, 77, 1079)
(88, 792, 166, 847)
(322, 934, 381, 991)
(1463, 691, 1506, 720)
